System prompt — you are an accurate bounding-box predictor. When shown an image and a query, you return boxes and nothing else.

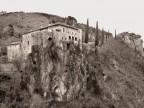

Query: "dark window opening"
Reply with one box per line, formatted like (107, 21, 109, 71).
(56, 29, 61, 32)
(62, 37, 63, 40)
(28, 41, 29, 45)
(72, 37, 74, 40)
(69, 36, 71, 40)
(33, 61, 36, 65)
(48, 37, 52, 41)
(75, 37, 77, 41)
(65, 37, 67, 40)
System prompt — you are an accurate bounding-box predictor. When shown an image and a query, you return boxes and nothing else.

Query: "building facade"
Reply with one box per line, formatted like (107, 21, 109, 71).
(48, 23, 82, 44)
(22, 28, 52, 59)
(7, 42, 22, 61)
(22, 23, 82, 60)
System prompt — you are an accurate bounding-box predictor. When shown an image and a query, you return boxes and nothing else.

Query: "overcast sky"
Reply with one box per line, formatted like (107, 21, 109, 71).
(0, 0, 144, 39)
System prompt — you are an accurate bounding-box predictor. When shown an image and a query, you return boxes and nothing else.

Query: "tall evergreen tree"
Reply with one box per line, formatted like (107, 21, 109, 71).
(106, 30, 108, 41)
(85, 18, 89, 43)
(115, 29, 117, 39)
(107, 30, 109, 39)
(101, 28, 104, 46)
(9, 24, 14, 36)
(95, 21, 99, 46)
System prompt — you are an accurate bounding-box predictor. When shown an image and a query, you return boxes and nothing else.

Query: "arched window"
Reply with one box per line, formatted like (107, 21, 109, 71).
(72, 37, 74, 40)
(75, 37, 77, 41)
(48, 37, 52, 41)
(69, 36, 71, 40)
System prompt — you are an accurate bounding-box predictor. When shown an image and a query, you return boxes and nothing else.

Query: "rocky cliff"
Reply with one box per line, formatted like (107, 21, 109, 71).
(117, 32, 144, 56)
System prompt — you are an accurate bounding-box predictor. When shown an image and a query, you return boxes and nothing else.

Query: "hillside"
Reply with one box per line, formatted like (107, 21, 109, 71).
(1, 12, 144, 108)
(0, 12, 112, 44)
(1, 37, 144, 108)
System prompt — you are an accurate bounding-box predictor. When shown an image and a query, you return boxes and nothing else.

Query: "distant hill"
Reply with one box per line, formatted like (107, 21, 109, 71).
(0, 12, 112, 44)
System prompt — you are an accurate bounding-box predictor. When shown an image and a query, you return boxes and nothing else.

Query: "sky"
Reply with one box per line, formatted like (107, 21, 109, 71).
(0, 0, 144, 39)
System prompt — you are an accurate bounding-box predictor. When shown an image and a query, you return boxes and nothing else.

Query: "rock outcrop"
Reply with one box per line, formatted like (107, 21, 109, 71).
(117, 32, 144, 56)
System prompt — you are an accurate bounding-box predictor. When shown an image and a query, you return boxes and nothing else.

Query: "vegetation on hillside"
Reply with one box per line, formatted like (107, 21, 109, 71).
(1, 12, 144, 108)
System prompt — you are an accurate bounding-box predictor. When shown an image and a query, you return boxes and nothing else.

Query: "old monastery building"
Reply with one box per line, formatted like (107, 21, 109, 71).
(7, 42, 22, 61)
(5, 23, 82, 61)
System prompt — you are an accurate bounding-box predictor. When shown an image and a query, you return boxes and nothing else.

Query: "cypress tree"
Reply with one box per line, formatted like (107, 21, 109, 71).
(106, 32, 107, 41)
(107, 30, 109, 39)
(95, 21, 99, 46)
(115, 29, 117, 39)
(85, 18, 89, 43)
(101, 28, 104, 46)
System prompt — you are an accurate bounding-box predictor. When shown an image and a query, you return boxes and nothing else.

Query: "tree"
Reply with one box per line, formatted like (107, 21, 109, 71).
(106, 31, 108, 41)
(107, 30, 109, 39)
(115, 29, 117, 39)
(101, 28, 104, 46)
(95, 21, 99, 46)
(66, 16, 77, 26)
(85, 18, 89, 43)
(13, 58, 22, 72)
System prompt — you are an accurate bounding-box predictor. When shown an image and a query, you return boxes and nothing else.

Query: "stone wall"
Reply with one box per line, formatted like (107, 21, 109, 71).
(7, 42, 22, 61)
(0, 63, 17, 72)
(48, 24, 82, 44)
(22, 29, 52, 60)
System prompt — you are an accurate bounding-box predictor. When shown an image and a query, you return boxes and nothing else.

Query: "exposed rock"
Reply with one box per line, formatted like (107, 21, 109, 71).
(117, 32, 144, 56)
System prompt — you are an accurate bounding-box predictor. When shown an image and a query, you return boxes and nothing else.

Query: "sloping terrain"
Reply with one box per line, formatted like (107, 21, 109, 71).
(1, 38, 144, 108)
(0, 12, 144, 108)
(0, 12, 112, 45)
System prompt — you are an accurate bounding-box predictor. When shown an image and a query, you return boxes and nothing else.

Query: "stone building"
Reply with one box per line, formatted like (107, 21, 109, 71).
(22, 22, 82, 60)
(22, 28, 53, 59)
(7, 42, 22, 61)
(48, 23, 82, 43)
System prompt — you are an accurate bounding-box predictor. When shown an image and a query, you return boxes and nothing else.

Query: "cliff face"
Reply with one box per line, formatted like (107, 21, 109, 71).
(27, 42, 90, 101)
(117, 32, 144, 56)
(1, 38, 144, 108)
(25, 38, 144, 108)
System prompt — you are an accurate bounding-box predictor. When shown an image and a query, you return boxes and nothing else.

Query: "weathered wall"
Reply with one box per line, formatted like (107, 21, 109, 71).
(48, 25, 82, 44)
(22, 29, 52, 59)
(0, 63, 17, 72)
(7, 43, 21, 61)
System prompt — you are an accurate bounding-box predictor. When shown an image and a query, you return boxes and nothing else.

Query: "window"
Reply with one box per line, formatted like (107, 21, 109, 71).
(69, 36, 71, 40)
(28, 41, 29, 45)
(48, 37, 52, 41)
(65, 37, 67, 40)
(75, 37, 77, 41)
(62, 37, 63, 40)
(63, 28, 65, 32)
(72, 37, 74, 40)
(56, 29, 61, 32)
